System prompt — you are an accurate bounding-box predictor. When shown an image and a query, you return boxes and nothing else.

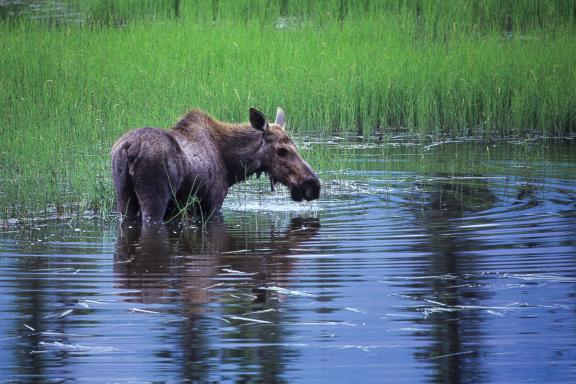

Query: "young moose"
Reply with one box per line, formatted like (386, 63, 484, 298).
(112, 107, 320, 223)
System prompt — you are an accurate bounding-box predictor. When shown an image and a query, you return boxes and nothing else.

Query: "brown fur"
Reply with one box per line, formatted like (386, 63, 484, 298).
(111, 108, 320, 223)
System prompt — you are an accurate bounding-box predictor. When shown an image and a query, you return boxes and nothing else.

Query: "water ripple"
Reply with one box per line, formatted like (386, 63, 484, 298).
(1, 142, 575, 383)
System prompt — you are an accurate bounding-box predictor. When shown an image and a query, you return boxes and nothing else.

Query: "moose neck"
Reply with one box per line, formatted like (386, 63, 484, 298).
(172, 109, 267, 187)
(215, 124, 266, 186)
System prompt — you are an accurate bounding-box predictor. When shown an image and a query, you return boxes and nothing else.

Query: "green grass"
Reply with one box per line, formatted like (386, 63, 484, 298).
(1, 0, 575, 218)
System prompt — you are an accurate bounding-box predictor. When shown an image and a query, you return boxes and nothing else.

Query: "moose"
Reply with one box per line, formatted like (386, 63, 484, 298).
(112, 107, 320, 223)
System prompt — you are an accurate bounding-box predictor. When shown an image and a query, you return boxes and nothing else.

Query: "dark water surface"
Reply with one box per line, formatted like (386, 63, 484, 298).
(1, 141, 575, 383)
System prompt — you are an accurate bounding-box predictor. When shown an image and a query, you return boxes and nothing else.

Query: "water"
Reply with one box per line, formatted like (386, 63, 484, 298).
(0, 0, 84, 24)
(1, 140, 575, 383)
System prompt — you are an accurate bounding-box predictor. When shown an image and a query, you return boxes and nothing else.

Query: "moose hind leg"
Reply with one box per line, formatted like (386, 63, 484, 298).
(132, 164, 180, 224)
(116, 187, 140, 221)
(135, 183, 173, 224)
(112, 153, 140, 220)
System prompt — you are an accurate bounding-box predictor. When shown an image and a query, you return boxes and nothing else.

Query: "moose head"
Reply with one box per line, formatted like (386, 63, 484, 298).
(249, 108, 320, 202)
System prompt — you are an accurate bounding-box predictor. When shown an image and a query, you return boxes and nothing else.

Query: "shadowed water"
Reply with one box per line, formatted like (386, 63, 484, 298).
(1, 140, 575, 383)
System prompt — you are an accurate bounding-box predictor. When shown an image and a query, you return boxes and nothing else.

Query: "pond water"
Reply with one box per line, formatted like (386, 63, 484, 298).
(1, 140, 575, 383)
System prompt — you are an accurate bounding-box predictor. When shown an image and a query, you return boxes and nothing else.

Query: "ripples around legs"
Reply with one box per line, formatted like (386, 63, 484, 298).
(1, 141, 575, 383)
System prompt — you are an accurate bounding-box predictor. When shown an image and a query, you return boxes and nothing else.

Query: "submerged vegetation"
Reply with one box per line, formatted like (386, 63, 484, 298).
(1, 0, 575, 218)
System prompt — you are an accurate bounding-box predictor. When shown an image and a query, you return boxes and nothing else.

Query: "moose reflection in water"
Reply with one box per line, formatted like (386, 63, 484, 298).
(114, 216, 320, 382)
(112, 107, 320, 223)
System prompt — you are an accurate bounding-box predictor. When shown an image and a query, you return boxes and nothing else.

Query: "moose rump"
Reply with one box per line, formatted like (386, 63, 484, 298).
(111, 107, 320, 223)
(112, 127, 223, 222)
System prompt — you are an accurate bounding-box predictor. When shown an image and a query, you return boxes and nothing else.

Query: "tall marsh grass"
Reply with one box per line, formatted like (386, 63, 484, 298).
(1, 0, 575, 218)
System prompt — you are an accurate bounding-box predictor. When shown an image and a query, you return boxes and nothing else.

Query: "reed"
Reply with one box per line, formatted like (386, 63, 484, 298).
(0, 0, 574, 218)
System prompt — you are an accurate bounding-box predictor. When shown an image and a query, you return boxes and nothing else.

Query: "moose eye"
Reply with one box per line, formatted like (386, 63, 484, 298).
(277, 147, 288, 157)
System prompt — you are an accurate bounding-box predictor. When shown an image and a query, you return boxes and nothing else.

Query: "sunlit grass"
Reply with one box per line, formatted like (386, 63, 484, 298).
(1, 0, 575, 218)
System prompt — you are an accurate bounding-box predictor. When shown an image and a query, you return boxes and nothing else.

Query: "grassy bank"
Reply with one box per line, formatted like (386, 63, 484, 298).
(1, 0, 575, 218)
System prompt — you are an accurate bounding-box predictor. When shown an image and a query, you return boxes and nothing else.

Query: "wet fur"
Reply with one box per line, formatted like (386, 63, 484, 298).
(112, 108, 319, 223)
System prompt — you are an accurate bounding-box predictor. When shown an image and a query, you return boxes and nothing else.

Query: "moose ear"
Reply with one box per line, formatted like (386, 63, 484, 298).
(275, 107, 286, 129)
(249, 108, 268, 131)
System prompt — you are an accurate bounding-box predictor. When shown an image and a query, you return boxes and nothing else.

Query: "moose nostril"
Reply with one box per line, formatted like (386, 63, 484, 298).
(303, 178, 317, 188)
(303, 178, 320, 200)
